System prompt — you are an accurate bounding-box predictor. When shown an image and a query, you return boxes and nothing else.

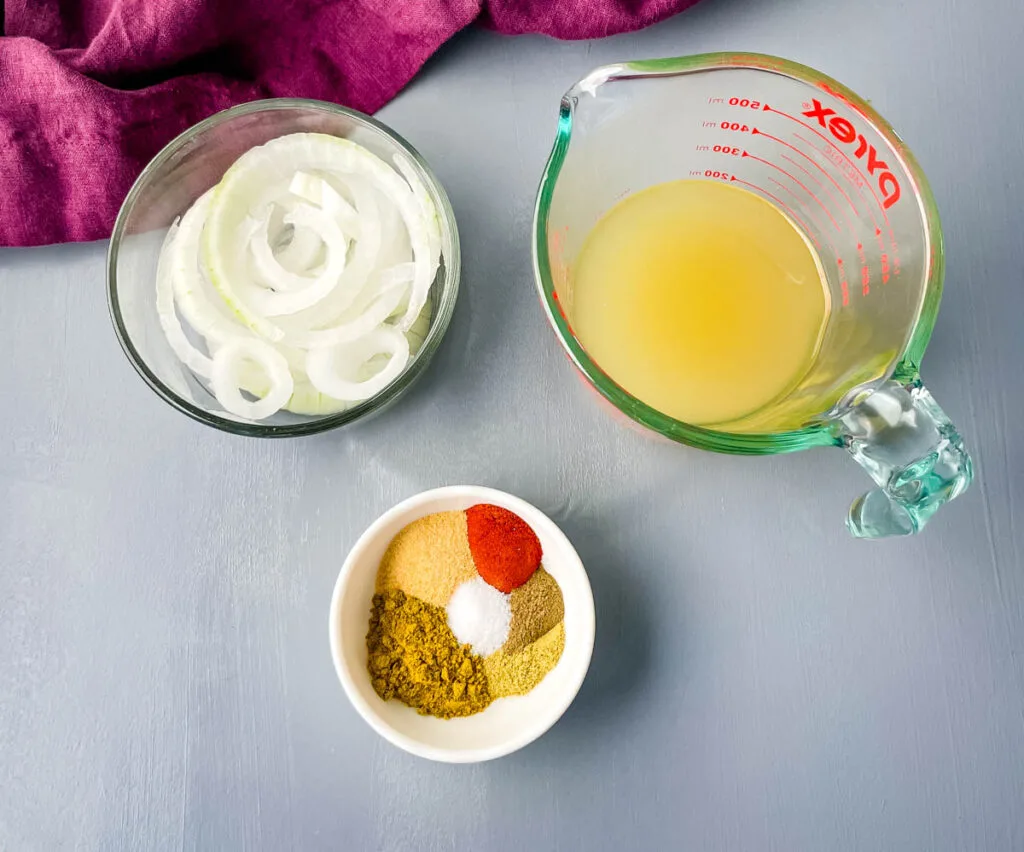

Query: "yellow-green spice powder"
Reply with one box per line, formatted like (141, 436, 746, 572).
(366, 589, 491, 718)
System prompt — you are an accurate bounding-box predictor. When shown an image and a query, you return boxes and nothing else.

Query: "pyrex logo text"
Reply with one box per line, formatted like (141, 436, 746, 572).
(802, 99, 901, 210)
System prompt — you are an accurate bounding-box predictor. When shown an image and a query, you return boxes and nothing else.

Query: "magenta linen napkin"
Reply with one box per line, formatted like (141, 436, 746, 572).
(0, 0, 698, 247)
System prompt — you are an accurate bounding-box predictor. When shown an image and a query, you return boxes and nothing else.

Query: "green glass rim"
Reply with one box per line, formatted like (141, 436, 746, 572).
(532, 52, 944, 455)
(107, 97, 461, 438)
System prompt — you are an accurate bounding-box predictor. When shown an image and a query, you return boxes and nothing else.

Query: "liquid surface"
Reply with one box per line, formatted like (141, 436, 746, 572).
(570, 180, 830, 427)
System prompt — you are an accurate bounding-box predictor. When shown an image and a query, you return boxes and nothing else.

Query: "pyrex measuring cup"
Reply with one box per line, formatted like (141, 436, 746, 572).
(533, 53, 973, 538)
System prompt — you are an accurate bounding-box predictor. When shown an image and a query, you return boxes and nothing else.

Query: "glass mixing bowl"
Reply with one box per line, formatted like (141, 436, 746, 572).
(108, 99, 460, 437)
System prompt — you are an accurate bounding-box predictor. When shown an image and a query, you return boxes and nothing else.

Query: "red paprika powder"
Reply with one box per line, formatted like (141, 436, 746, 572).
(465, 504, 542, 593)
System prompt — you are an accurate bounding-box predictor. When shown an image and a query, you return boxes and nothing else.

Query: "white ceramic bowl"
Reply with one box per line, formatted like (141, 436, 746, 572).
(329, 485, 595, 763)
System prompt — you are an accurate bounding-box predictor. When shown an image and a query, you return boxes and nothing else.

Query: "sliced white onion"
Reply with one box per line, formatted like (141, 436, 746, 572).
(156, 223, 213, 377)
(198, 211, 286, 341)
(306, 327, 410, 402)
(170, 191, 245, 346)
(205, 134, 432, 329)
(393, 155, 442, 331)
(251, 190, 325, 275)
(290, 171, 361, 234)
(245, 204, 348, 316)
(372, 183, 413, 269)
(249, 215, 324, 294)
(210, 338, 294, 420)
(275, 225, 323, 273)
(281, 174, 383, 333)
(288, 264, 414, 349)
(155, 132, 442, 423)
(171, 202, 320, 373)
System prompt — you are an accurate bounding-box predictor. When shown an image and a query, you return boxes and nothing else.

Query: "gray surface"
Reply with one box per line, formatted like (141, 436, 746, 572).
(2, 0, 1023, 849)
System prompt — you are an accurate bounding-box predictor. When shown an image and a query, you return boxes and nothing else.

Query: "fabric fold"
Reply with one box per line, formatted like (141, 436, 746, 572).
(0, 0, 698, 246)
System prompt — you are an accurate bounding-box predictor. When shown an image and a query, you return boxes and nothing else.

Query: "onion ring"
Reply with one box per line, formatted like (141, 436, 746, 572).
(210, 338, 294, 420)
(306, 327, 410, 402)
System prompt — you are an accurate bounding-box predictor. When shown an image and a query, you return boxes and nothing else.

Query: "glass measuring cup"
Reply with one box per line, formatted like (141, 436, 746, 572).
(533, 53, 973, 538)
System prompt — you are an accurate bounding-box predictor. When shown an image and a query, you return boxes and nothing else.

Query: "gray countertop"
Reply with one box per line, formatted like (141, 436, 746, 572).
(2, 0, 1023, 849)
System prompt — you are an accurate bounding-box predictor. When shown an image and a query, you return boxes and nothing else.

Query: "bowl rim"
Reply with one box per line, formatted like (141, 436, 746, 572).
(328, 485, 596, 763)
(107, 97, 461, 437)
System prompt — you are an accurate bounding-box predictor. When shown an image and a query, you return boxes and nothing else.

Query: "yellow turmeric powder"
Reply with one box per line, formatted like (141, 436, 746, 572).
(366, 590, 492, 718)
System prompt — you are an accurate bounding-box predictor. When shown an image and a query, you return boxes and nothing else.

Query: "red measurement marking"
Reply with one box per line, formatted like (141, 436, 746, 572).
(837, 257, 850, 307)
(763, 103, 890, 226)
(855, 243, 871, 294)
(753, 127, 860, 218)
(887, 225, 901, 261)
(744, 151, 841, 231)
(794, 131, 885, 246)
(768, 179, 836, 254)
(731, 176, 821, 250)
(791, 131, 887, 254)
(780, 153, 849, 228)
(795, 132, 867, 190)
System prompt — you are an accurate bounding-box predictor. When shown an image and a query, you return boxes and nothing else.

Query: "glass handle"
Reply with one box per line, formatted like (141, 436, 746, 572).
(836, 379, 974, 538)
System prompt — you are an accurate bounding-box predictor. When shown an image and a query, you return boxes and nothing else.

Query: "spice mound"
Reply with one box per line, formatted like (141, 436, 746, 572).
(367, 590, 490, 719)
(366, 504, 565, 718)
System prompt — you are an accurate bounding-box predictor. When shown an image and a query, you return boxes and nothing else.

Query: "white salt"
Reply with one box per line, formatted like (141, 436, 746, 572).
(446, 577, 512, 656)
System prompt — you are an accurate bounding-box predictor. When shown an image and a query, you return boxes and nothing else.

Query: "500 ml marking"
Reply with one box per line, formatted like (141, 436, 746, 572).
(706, 95, 764, 109)
(707, 97, 763, 109)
